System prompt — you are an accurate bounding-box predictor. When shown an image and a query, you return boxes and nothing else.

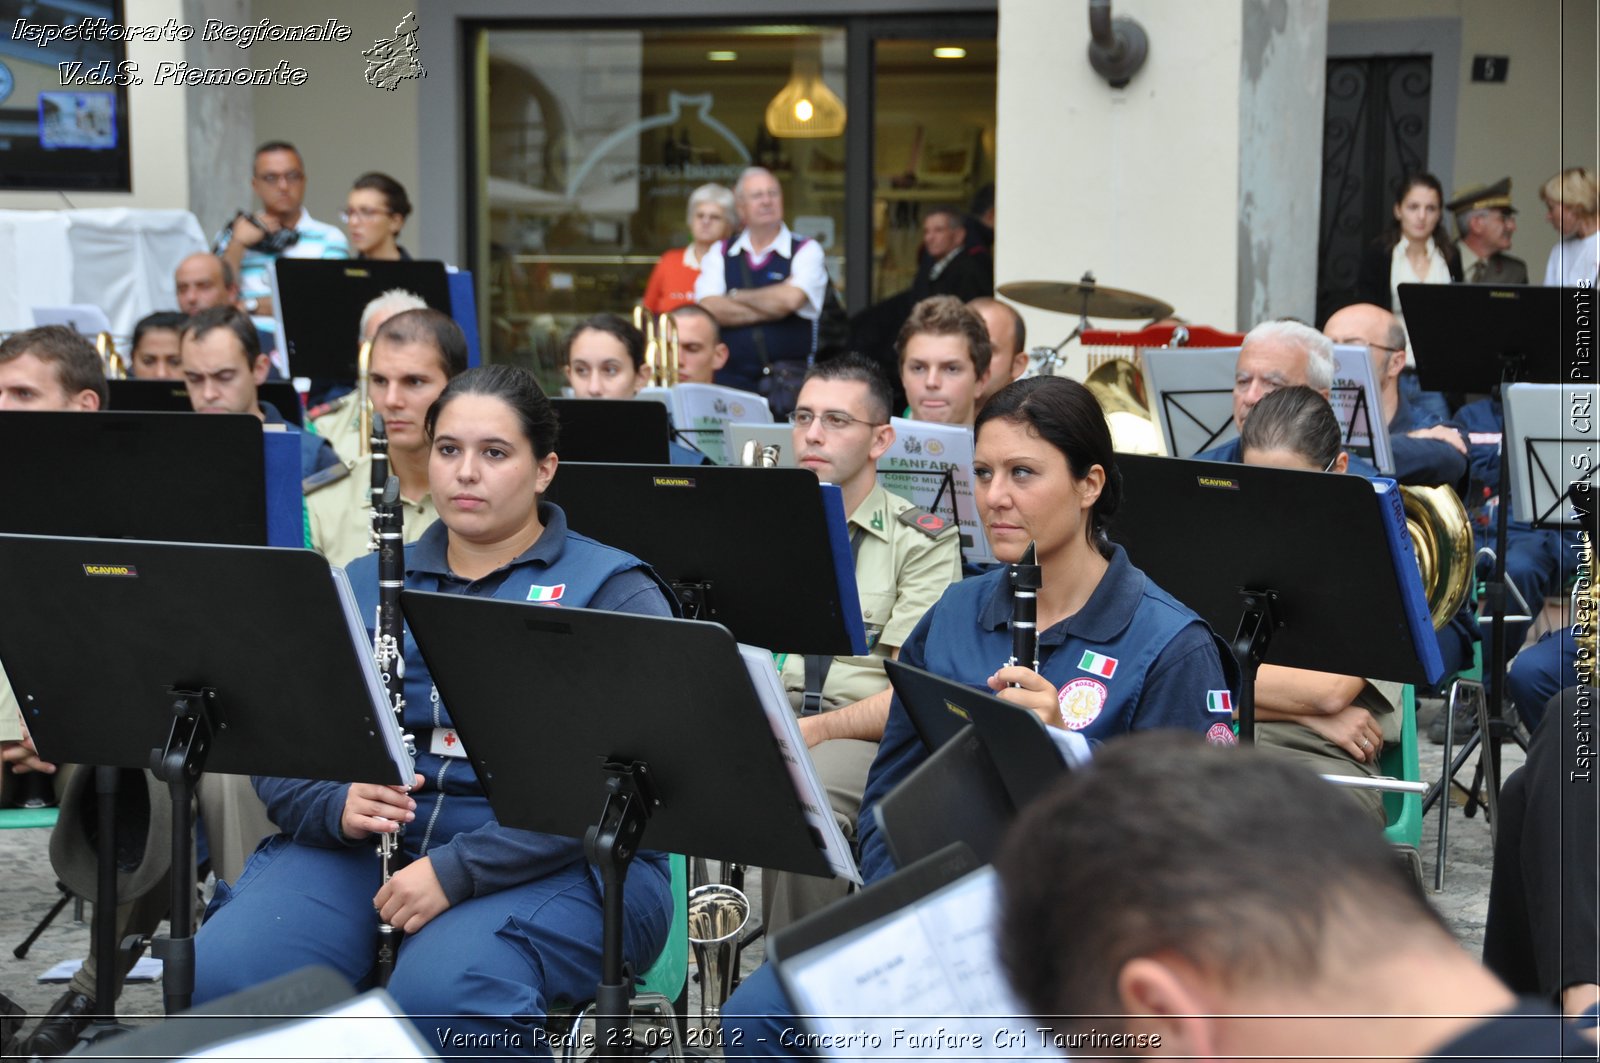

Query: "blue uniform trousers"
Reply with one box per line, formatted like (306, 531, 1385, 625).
(723, 963, 793, 1061)
(194, 835, 672, 1058)
(1507, 630, 1578, 731)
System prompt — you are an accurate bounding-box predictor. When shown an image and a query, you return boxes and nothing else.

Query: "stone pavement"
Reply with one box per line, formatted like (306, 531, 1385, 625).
(0, 699, 1522, 1051)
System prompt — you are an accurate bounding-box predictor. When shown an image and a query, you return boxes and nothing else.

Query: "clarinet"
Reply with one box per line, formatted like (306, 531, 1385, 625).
(370, 413, 413, 987)
(1005, 541, 1042, 679)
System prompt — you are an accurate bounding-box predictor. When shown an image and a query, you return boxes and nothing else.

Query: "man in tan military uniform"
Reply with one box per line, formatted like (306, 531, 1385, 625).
(307, 289, 430, 463)
(305, 308, 467, 568)
(762, 354, 962, 932)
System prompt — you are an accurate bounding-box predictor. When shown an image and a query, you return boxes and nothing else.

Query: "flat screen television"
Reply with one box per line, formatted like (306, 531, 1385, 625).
(0, 0, 133, 191)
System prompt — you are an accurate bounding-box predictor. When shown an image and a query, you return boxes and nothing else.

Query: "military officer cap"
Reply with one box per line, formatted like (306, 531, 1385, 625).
(1447, 177, 1516, 217)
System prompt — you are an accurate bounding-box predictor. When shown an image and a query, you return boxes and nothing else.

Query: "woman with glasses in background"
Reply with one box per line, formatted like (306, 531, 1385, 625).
(344, 172, 413, 261)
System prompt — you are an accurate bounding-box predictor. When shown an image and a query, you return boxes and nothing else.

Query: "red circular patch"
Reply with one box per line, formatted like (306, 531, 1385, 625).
(916, 513, 946, 530)
(1206, 722, 1237, 746)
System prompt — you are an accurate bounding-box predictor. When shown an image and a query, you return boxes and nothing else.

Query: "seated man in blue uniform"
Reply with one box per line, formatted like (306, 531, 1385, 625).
(997, 732, 1593, 1058)
(1322, 302, 1468, 490)
(562, 312, 709, 465)
(1196, 319, 1379, 476)
(722, 377, 1237, 1058)
(193, 365, 675, 1055)
(180, 305, 339, 478)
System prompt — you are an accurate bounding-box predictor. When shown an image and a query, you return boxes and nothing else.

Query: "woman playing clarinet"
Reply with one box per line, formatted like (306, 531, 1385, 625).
(722, 375, 1239, 1061)
(194, 365, 675, 1056)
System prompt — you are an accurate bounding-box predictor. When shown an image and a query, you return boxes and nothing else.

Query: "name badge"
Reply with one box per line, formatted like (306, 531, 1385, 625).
(430, 728, 469, 759)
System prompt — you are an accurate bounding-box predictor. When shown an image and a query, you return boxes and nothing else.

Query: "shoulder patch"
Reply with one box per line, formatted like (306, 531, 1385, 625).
(306, 393, 352, 421)
(302, 460, 353, 495)
(897, 507, 958, 540)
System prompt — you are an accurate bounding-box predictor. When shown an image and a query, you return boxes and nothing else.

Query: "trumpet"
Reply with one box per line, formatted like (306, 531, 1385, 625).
(94, 331, 127, 379)
(633, 306, 680, 387)
(356, 338, 375, 457)
(740, 440, 782, 467)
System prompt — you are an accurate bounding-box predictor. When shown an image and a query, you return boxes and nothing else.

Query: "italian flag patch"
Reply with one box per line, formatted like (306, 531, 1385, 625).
(1077, 650, 1117, 678)
(526, 583, 566, 602)
(1207, 690, 1234, 714)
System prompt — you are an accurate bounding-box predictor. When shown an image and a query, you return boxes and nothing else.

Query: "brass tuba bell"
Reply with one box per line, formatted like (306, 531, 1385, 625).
(1400, 482, 1475, 630)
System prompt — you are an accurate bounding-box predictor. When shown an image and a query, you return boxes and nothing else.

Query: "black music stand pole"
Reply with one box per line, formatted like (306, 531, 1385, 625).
(399, 594, 843, 1055)
(1398, 282, 1583, 817)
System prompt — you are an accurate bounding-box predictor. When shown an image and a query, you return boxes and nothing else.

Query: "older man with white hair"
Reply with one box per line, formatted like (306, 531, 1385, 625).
(1194, 319, 1378, 474)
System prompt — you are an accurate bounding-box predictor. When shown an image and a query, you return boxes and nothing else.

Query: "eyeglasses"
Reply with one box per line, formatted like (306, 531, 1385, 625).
(790, 409, 886, 431)
(255, 170, 304, 186)
(341, 207, 393, 223)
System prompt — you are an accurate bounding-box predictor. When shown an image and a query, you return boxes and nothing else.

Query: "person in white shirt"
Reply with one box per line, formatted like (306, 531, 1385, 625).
(1539, 167, 1600, 287)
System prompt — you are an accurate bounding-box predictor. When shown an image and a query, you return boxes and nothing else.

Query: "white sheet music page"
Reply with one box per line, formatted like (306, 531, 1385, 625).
(737, 643, 863, 884)
(878, 417, 993, 564)
(670, 382, 773, 465)
(784, 868, 1061, 1059)
(186, 990, 434, 1059)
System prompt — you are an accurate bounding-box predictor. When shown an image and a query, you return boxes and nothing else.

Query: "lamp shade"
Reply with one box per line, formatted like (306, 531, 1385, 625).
(765, 59, 845, 139)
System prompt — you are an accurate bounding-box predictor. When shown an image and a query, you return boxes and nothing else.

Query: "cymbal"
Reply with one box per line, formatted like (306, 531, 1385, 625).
(998, 278, 1174, 320)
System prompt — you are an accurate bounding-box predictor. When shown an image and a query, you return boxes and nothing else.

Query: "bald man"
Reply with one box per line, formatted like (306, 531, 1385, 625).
(968, 297, 1028, 408)
(1322, 303, 1467, 488)
(174, 252, 240, 316)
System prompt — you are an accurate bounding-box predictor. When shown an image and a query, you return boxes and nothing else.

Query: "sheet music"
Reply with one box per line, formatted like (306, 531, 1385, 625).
(329, 566, 414, 786)
(187, 990, 435, 1060)
(1329, 344, 1393, 473)
(784, 868, 1058, 1058)
(878, 417, 994, 565)
(1504, 383, 1597, 526)
(668, 383, 772, 465)
(737, 644, 863, 884)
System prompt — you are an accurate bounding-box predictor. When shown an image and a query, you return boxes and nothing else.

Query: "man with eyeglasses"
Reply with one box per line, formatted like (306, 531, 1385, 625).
(1322, 302, 1468, 489)
(213, 140, 350, 373)
(1448, 179, 1529, 285)
(763, 353, 961, 931)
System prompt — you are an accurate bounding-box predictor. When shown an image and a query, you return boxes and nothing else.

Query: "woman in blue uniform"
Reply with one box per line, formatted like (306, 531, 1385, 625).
(194, 365, 675, 1056)
(724, 376, 1236, 1060)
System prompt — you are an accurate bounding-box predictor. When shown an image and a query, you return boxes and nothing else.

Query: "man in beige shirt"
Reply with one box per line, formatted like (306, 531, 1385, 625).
(304, 309, 466, 568)
(765, 354, 962, 930)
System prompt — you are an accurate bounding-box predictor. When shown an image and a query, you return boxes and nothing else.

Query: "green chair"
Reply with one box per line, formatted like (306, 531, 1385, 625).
(1381, 687, 1422, 853)
(555, 852, 689, 1062)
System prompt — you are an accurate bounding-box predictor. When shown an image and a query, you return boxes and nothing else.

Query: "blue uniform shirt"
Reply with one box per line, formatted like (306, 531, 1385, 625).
(253, 502, 675, 905)
(855, 543, 1237, 883)
(1388, 389, 1468, 488)
(260, 399, 340, 479)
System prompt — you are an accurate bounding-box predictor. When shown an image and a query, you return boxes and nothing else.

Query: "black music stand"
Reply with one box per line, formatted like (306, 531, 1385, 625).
(270, 259, 451, 382)
(397, 595, 836, 1052)
(546, 464, 866, 656)
(105, 379, 304, 427)
(1110, 456, 1438, 743)
(550, 399, 672, 463)
(0, 536, 408, 1017)
(0, 411, 270, 1041)
(1400, 283, 1587, 815)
